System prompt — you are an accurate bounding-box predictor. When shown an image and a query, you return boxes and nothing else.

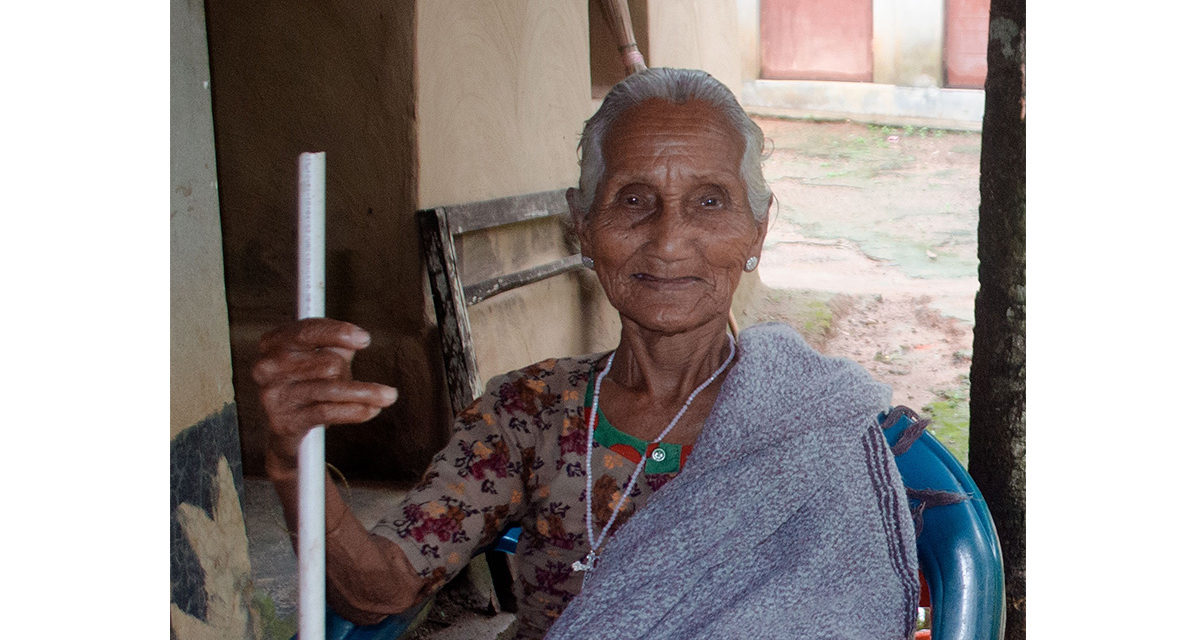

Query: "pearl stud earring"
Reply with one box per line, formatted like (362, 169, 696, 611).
(744, 256, 759, 272)
(582, 256, 595, 269)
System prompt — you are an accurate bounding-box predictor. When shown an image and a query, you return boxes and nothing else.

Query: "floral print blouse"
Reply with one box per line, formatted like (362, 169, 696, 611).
(371, 353, 687, 639)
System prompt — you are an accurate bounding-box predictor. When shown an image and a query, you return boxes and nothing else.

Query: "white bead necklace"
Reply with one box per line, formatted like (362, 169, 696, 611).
(572, 333, 737, 577)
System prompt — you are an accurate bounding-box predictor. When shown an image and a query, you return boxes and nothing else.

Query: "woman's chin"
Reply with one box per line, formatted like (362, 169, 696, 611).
(620, 307, 730, 337)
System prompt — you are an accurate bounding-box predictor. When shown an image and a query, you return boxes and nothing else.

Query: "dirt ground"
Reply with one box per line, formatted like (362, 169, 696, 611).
(742, 117, 982, 460)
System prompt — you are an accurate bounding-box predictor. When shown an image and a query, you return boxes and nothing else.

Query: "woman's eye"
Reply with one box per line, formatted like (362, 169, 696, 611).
(619, 192, 654, 210)
(700, 196, 722, 208)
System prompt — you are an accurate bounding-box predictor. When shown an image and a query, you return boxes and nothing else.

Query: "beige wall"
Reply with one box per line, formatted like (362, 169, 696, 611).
(415, 0, 592, 208)
(873, 0, 945, 87)
(735, 0, 762, 84)
(415, 0, 622, 383)
(170, 0, 255, 636)
(645, 0, 743, 99)
(206, 0, 446, 480)
(171, 0, 235, 438)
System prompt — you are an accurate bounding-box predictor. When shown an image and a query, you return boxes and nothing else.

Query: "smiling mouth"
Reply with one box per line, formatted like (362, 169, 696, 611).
(632, 273, 702, 289)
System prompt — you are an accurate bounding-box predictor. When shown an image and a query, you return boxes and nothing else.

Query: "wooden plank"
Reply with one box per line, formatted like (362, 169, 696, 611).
(441, 189, 570, 236)
(418, 207, 484, 415)
(463, 255, 585, 306)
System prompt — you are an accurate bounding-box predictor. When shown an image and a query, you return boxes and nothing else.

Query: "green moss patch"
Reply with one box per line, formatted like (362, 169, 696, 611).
(738, 285, 845, 349)
(922, 379, 970, 465)
(252, 589, 297, 640)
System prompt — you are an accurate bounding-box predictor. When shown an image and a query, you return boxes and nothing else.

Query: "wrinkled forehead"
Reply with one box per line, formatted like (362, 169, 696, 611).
(602, 98, 746, 171)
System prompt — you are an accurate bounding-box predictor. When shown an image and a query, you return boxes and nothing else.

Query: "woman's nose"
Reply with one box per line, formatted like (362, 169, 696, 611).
(644, 201, 691, 259)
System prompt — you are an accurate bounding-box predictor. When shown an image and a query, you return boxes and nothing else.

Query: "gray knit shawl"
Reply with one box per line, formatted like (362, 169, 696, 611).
(544, 322, 919, 640)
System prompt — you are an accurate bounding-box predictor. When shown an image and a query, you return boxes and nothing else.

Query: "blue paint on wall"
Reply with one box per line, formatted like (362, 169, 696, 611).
(170, 402, 243, 622)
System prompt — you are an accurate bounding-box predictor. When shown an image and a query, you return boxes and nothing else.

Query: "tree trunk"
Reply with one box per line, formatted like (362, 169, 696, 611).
(968, 0, 1025, 637)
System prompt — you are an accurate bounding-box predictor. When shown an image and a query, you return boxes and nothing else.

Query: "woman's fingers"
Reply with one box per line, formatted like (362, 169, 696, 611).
(258, 318, 371, 355)
(252, 346, 352, 387)
(261, 379, 399, 438)
(283, 379, 399, 413)
(253, 318, 398, 450)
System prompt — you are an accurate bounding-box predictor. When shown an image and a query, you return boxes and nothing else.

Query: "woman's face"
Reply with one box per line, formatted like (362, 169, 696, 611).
(574, 99, 768, 336)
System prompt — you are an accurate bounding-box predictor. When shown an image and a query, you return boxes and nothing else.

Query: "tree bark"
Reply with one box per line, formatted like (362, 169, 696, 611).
(968, 0, 1025, 637)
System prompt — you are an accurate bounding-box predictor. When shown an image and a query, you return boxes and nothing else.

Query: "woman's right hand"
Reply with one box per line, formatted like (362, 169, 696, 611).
(254, 319, 427, 620)
(252, 318, 399, 470)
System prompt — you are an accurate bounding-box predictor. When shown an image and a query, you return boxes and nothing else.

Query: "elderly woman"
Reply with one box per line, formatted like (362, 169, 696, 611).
(256, 68, 918, 639)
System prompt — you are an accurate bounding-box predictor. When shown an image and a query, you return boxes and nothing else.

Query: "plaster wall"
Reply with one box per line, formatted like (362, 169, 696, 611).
(206, 0, 448, 480)
(415, 1, 591, 208)
(739, 0, 978, 127)
(737, 0, 945, 88)
(172, 0, 234, 439)
(415, 0, 622, 383)
(873, 0, 945, 87)
(170, 0, 253, 635)
(736, 0, 762, 84)
(644, 0, 743, 100)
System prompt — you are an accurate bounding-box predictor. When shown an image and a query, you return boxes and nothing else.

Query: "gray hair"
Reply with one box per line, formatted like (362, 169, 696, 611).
(575, 68, 772, 222)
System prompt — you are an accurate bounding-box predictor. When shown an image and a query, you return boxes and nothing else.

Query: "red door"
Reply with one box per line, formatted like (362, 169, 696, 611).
(944, 0, 990, 88)
(760, 0, 873, 82)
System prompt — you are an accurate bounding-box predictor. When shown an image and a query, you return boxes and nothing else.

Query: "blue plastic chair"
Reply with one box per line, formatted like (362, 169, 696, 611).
(882, 411, 1006, 640)
(319, 606, 423, 640)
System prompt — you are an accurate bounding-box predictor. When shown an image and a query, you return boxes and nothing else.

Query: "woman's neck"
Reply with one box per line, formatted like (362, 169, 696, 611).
(606, 316, 735, 406)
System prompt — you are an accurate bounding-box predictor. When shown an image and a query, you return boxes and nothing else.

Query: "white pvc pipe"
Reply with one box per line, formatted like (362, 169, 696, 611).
(296, 151, 326, 640)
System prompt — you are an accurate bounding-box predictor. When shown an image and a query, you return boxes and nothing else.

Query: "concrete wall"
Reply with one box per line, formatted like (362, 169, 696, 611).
(206, 0, 451, 481)
(645, 0, 743, 100)
(170, 0, 255, 636)
(416, 1, 591, 208)
(872, 0, 944, 87)
(736, 0, 984, 129)
(414, 0, 622, 383)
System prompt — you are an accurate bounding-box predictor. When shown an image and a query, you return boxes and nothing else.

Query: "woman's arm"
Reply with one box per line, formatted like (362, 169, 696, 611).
(254, 318, 428, 623)
(265, 451, 427, 624)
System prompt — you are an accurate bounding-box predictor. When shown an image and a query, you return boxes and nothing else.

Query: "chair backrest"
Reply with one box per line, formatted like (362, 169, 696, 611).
(882, 417, 1007, 640)
(417, 188, 582, 414)
(419, 188, 585, 619)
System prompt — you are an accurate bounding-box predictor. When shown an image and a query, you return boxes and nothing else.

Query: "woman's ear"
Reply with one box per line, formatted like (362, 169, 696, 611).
(566, 188, 591, 254)
(748, 194, 772, 258)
